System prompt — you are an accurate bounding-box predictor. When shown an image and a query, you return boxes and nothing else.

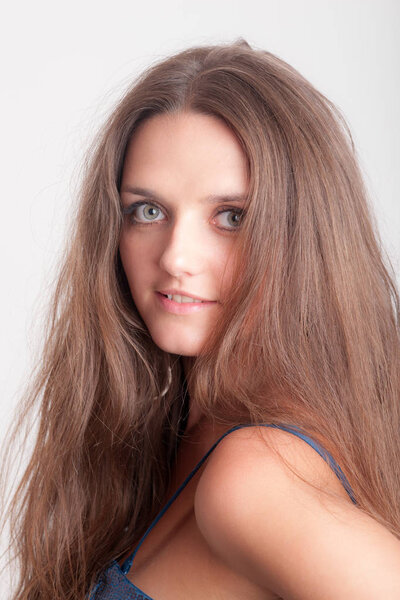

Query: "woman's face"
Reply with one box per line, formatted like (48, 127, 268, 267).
(119, 111, 249, 356)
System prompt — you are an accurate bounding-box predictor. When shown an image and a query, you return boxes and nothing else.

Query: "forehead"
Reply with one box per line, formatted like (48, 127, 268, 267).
(121, 111, 249, 195)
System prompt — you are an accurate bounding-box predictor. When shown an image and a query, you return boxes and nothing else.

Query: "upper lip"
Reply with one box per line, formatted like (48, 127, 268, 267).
(157, 289, 216, 302)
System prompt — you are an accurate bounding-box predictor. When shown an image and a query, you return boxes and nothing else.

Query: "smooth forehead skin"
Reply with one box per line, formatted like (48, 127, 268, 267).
(119, 111, 249, 357)
(121, 111, 248, 200)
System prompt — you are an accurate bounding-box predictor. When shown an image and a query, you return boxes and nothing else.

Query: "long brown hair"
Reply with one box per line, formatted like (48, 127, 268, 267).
(1, 38, 399, 599)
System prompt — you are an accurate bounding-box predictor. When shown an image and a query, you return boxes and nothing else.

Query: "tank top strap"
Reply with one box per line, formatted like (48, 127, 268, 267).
(120, 423, 356, 575)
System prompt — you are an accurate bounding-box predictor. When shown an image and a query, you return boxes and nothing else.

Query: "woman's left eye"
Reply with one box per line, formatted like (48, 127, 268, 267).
(214, 209, 244, 230)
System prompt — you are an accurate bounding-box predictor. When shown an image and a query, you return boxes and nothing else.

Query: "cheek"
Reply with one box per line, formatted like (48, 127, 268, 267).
(213, 244, 236, 295)
(119, 233, 153, 289)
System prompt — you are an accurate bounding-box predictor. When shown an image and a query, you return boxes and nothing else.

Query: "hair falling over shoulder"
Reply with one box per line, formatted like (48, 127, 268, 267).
(1, 38, 399, 599)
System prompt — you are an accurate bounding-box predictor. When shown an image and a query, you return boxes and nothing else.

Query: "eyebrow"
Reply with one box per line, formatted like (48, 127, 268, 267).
(120, 185, 247, 205)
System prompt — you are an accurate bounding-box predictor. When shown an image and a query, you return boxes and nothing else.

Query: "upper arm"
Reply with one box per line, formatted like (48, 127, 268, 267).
(194, 426, 400, 599)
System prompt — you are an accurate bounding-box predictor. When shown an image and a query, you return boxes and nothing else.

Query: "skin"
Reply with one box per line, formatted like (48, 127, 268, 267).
(195, 425, 400, 598)
(119, 110, 249, 428)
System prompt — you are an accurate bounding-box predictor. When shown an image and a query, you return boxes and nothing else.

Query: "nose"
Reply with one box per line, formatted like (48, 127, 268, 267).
(159, 218, 204, 277)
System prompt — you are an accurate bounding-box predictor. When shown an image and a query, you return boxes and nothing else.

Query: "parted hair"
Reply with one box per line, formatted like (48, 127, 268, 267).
(1, 38, 400, 599)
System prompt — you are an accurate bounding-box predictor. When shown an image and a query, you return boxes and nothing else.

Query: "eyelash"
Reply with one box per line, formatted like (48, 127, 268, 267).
(122, 201, 245, 231)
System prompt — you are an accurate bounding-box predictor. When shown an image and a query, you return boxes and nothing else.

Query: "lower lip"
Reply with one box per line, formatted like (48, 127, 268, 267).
(155, 292, 217, 315)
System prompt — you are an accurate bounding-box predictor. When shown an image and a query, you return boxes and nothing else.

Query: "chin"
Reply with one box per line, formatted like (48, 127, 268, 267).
(148, 326, 203, 357)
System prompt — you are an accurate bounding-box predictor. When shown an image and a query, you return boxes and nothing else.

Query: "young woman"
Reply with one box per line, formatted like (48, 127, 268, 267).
(2, 39, 400, 599)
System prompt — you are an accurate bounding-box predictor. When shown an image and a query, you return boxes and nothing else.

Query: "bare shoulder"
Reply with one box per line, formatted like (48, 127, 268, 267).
(194, 425, 400, 599)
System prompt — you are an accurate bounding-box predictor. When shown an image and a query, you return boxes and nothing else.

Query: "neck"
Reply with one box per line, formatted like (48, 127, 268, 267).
(181, 355, 195, 379)
(181, 356, 205, 433)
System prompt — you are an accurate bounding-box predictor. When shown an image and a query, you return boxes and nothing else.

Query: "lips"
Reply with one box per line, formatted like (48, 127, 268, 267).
(155, 291, 217, 315)
(157, 289, 215, 302)
(161, 293, 203, 303)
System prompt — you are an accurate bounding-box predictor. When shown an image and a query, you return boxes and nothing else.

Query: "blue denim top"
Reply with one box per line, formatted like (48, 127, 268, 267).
(88, 423, 356, 599)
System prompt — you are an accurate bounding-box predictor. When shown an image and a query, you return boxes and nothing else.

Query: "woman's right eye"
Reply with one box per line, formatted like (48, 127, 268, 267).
(124, 202, 166, 224)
